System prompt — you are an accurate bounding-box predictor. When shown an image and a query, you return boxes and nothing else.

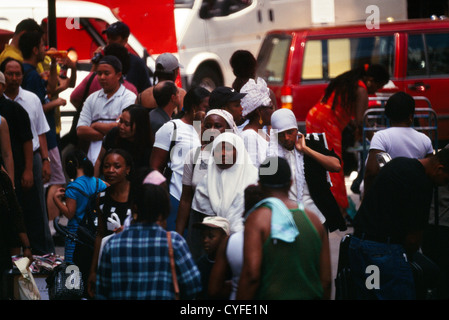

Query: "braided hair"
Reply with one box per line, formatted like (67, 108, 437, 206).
(64, 149, 94, 180)
(322, 64, 389, 114)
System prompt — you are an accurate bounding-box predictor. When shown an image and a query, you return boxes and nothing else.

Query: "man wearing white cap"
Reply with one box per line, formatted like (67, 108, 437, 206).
(268, 108, 347, 232)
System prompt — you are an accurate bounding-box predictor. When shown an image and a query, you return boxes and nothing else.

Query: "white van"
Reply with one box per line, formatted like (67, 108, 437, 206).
(0, 0, 154, 137)
(174, 0, 407, 90)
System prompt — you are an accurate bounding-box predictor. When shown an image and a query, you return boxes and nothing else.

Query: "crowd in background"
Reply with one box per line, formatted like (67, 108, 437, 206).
(0, 18, 449, 301)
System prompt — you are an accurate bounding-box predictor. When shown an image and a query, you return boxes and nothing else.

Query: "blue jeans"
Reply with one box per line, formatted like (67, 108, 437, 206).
(348, 235, 415, 300)
(167, 194, 180, 232)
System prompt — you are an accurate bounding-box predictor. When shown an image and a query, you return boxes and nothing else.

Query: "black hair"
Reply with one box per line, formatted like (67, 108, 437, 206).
(15, 18, 42, 34)
(174, 86, 210, 119)
(101, 148, 135, 180)
(104, 43, 131, 75)
(384, 91, 415, 122)
(230, 50, 257, 78)
(117, 104, 154, 156)
(322, 64, 389, 114)
(0, 57, 24, 75)
(230, 50, 257, 92)
(259, 156, 292, 190)
(244, 184, 266, 215)
(436, 147, 449, 173)
(153, 80, 178, 107)
(64, 149, 94, 180)
(18, 31, 43, 60)
(133, 183, 170, 223)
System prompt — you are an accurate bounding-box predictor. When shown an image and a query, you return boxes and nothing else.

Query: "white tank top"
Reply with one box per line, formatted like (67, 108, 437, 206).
(226, 230, 244, 300)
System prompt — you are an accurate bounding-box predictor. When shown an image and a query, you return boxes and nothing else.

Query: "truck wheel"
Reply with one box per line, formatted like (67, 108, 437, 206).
(192, 66, 222, 91)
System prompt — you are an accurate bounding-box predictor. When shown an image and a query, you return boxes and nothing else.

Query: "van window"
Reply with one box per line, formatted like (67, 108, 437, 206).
(302, 35, 395, 81)
(408, 33, 449, 76)
(199, 0, 252, 18)
(302, 40, 323, 79)
(257, 34, 292, 84)
(407, 34, 426, 76)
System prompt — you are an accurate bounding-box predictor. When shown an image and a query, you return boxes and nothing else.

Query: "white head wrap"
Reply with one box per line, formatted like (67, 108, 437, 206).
(270, 108, 298, 133)
(191, 132, 258, 233)
(268, 108, 306, 203)
(204, 109, 240, 135)
(240, 77, 272, 117)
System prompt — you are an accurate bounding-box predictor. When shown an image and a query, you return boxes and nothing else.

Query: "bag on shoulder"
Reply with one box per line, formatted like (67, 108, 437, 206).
(163, 121, 177, 191)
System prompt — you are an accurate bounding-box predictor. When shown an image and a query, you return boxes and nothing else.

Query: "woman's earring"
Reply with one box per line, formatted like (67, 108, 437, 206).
(259, 117, 263, 125)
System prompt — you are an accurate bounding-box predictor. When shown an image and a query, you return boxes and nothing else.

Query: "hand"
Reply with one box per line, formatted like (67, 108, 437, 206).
(23, 248, 33, 262)
(42, 160, 51, 183)
(294, 133, 307, 153)
(54, 187, 66, 200)
(55, 97, 67, 107)
(21, 169, 34, 190)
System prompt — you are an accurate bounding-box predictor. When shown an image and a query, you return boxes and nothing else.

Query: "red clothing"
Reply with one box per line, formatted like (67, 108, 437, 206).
(306, 80, 367, 210)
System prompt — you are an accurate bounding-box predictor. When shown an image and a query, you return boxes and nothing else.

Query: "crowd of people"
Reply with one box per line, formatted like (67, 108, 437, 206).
(0, 17, 449, 301)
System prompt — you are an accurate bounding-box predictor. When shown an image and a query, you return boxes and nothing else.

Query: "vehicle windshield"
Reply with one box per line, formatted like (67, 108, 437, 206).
(175, 0, 195, 8)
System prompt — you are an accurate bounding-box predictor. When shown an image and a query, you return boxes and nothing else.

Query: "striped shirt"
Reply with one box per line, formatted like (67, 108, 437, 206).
(96, 223, 202, 300)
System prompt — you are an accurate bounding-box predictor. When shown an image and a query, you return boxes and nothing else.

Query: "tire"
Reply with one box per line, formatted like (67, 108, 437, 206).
(192, 65, 222, 91)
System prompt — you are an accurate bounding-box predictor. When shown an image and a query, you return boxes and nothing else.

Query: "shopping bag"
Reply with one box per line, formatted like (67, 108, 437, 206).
(14, 257, 41, 300)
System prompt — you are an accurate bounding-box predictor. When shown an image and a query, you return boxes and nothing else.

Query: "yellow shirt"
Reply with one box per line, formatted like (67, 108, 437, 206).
(0, 44, 23, 65)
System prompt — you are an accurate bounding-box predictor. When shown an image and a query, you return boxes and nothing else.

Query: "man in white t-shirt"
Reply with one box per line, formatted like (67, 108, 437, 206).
(151, 117, 201, 231)
(77, 55, 137, 165)
(364, 91, 434, 194)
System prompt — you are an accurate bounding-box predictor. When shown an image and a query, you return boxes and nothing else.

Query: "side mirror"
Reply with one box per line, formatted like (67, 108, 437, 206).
(199, 3, 211, 19)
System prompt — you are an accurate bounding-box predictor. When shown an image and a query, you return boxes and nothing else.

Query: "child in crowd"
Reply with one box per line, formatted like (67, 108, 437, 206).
(194, 216, 231, 299)
(53, 149, 108, 264)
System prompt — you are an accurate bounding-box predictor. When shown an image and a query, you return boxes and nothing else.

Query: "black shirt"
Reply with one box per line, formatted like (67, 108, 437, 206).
(354, 157, 433, 241)
(0, 96, 33, 176)
(126, 53, 151, 93)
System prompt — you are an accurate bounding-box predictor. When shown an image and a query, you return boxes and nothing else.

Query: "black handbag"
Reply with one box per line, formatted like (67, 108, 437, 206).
(46, 262, 84, 300)
(162, 121, 177, 190)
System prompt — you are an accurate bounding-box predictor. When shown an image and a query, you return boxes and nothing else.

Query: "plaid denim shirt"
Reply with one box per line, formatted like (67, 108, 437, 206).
(96, 223, 202, 300)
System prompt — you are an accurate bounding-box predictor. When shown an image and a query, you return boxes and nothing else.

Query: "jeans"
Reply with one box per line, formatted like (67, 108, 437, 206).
(348, 235, 415, 300)
(167, 194, 180, 232)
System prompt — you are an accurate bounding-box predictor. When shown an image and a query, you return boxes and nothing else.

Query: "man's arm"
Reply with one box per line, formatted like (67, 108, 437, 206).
(76, 125, 105, 142)
(296, 134, 341, 172)
(21, 140, 34, 190)
(38, 134, 51, 184)
(363, 149, 383, 196)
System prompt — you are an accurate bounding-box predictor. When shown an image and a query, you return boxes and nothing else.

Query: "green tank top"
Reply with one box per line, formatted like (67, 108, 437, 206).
(255, 208, 323, 300)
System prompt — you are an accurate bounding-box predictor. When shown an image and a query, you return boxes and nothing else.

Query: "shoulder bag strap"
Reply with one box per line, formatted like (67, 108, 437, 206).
(167, 231, 180, 300)
(167, 121, 177, 166)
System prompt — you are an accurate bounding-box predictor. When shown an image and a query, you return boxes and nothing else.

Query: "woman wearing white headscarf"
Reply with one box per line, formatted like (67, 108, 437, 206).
(240, 78, 274, 168)
(176, 110, 240, 259)
(192, 132, 258, 234)
(268, 108, 347, 232)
